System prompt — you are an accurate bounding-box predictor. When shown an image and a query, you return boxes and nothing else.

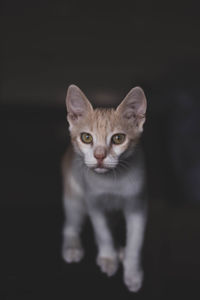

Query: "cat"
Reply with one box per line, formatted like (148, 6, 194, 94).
(61, 84, 147, 292)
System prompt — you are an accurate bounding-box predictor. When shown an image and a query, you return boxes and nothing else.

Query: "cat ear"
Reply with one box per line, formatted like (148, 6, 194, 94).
(66, 84, 93, 124)
(116, 87, 147, 132)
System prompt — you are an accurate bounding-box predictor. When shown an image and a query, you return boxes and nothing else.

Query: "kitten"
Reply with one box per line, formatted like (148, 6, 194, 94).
(62, 84, 147, 292)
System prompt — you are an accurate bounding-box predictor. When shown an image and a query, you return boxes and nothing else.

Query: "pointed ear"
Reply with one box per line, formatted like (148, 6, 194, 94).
(66, 84, 93, 124)
(116, 87, 147, 132)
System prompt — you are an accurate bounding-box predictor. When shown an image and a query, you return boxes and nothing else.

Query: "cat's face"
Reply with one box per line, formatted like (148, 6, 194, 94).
(66, 85, 147, 173)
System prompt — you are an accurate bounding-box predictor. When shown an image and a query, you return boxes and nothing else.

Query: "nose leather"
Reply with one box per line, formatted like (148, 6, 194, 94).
(94, 146, 107, 163)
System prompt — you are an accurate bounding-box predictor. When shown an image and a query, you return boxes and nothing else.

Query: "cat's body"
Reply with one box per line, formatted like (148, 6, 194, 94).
(62, 85, 147, 292)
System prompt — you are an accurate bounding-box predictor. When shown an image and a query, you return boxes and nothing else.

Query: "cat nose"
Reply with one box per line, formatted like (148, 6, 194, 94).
(94, 146, 107, 163)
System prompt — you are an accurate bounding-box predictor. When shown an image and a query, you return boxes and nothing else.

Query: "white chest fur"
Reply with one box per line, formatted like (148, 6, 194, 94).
(84, 166, 144, 199)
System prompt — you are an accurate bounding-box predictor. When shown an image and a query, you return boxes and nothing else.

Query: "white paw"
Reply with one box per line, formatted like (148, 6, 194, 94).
(124, 269, 143, 292)
(62, 247, 84, 263)
(97, 255, 118, 277)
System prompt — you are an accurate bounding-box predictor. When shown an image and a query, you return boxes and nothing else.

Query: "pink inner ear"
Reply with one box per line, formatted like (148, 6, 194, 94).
(117, 87, 147, 119)
(68, 112, 79, 121)
(67, 98, 87, 121)
(66, 85, 93, 122)
(124, 110, 136, 119)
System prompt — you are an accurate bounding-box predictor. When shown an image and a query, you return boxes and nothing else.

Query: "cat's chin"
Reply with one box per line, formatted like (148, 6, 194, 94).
(94, 168, 110, 174)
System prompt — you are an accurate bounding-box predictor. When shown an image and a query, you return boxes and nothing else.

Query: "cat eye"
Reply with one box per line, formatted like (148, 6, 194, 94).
(80, 132, 93, 144)
(111, 133, 126, 145)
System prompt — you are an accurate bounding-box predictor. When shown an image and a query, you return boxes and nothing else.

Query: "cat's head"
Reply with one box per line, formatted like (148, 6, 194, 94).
(66, 85, 147, 173)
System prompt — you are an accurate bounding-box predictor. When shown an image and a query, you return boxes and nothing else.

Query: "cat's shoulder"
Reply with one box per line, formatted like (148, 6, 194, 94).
(61, 144, 75, 174)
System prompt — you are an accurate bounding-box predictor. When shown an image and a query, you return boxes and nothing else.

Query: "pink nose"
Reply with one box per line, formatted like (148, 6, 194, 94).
(94, 147, 107, 163)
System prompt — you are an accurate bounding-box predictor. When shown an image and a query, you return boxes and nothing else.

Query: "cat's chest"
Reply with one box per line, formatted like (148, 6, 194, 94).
(84, 169, 143, 198)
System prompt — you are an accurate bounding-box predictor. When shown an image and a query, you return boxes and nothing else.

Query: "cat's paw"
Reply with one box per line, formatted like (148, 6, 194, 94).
(124, 269, 143, 292)
(62, 246, 84, 263)
(62, 235, 84, 263)
(97, 255, 118, 276)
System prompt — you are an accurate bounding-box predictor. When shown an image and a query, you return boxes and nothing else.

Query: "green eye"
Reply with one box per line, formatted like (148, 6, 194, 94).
(81, 132, 93, 144)
(111, 133, 126, 145)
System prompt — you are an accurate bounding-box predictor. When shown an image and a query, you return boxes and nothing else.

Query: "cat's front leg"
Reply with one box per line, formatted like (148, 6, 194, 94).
(62, 195, 85, 264)
(89, 209, 118, 276)
(123, 207, 147, 292)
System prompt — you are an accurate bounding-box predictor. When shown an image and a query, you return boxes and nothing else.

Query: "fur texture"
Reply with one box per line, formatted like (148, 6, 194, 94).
(62, 85, 147, 292)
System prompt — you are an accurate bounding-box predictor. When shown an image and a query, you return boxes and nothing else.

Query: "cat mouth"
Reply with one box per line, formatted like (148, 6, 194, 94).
(86, 163, 117, 173)
(94, 167, 109, 173)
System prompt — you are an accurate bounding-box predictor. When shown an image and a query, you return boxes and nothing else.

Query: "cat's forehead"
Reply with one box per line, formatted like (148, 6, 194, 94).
(89, 108, 119, 132)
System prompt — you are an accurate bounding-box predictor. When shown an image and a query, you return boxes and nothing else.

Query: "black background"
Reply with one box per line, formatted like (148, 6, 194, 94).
(1, 1, 200, 299)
